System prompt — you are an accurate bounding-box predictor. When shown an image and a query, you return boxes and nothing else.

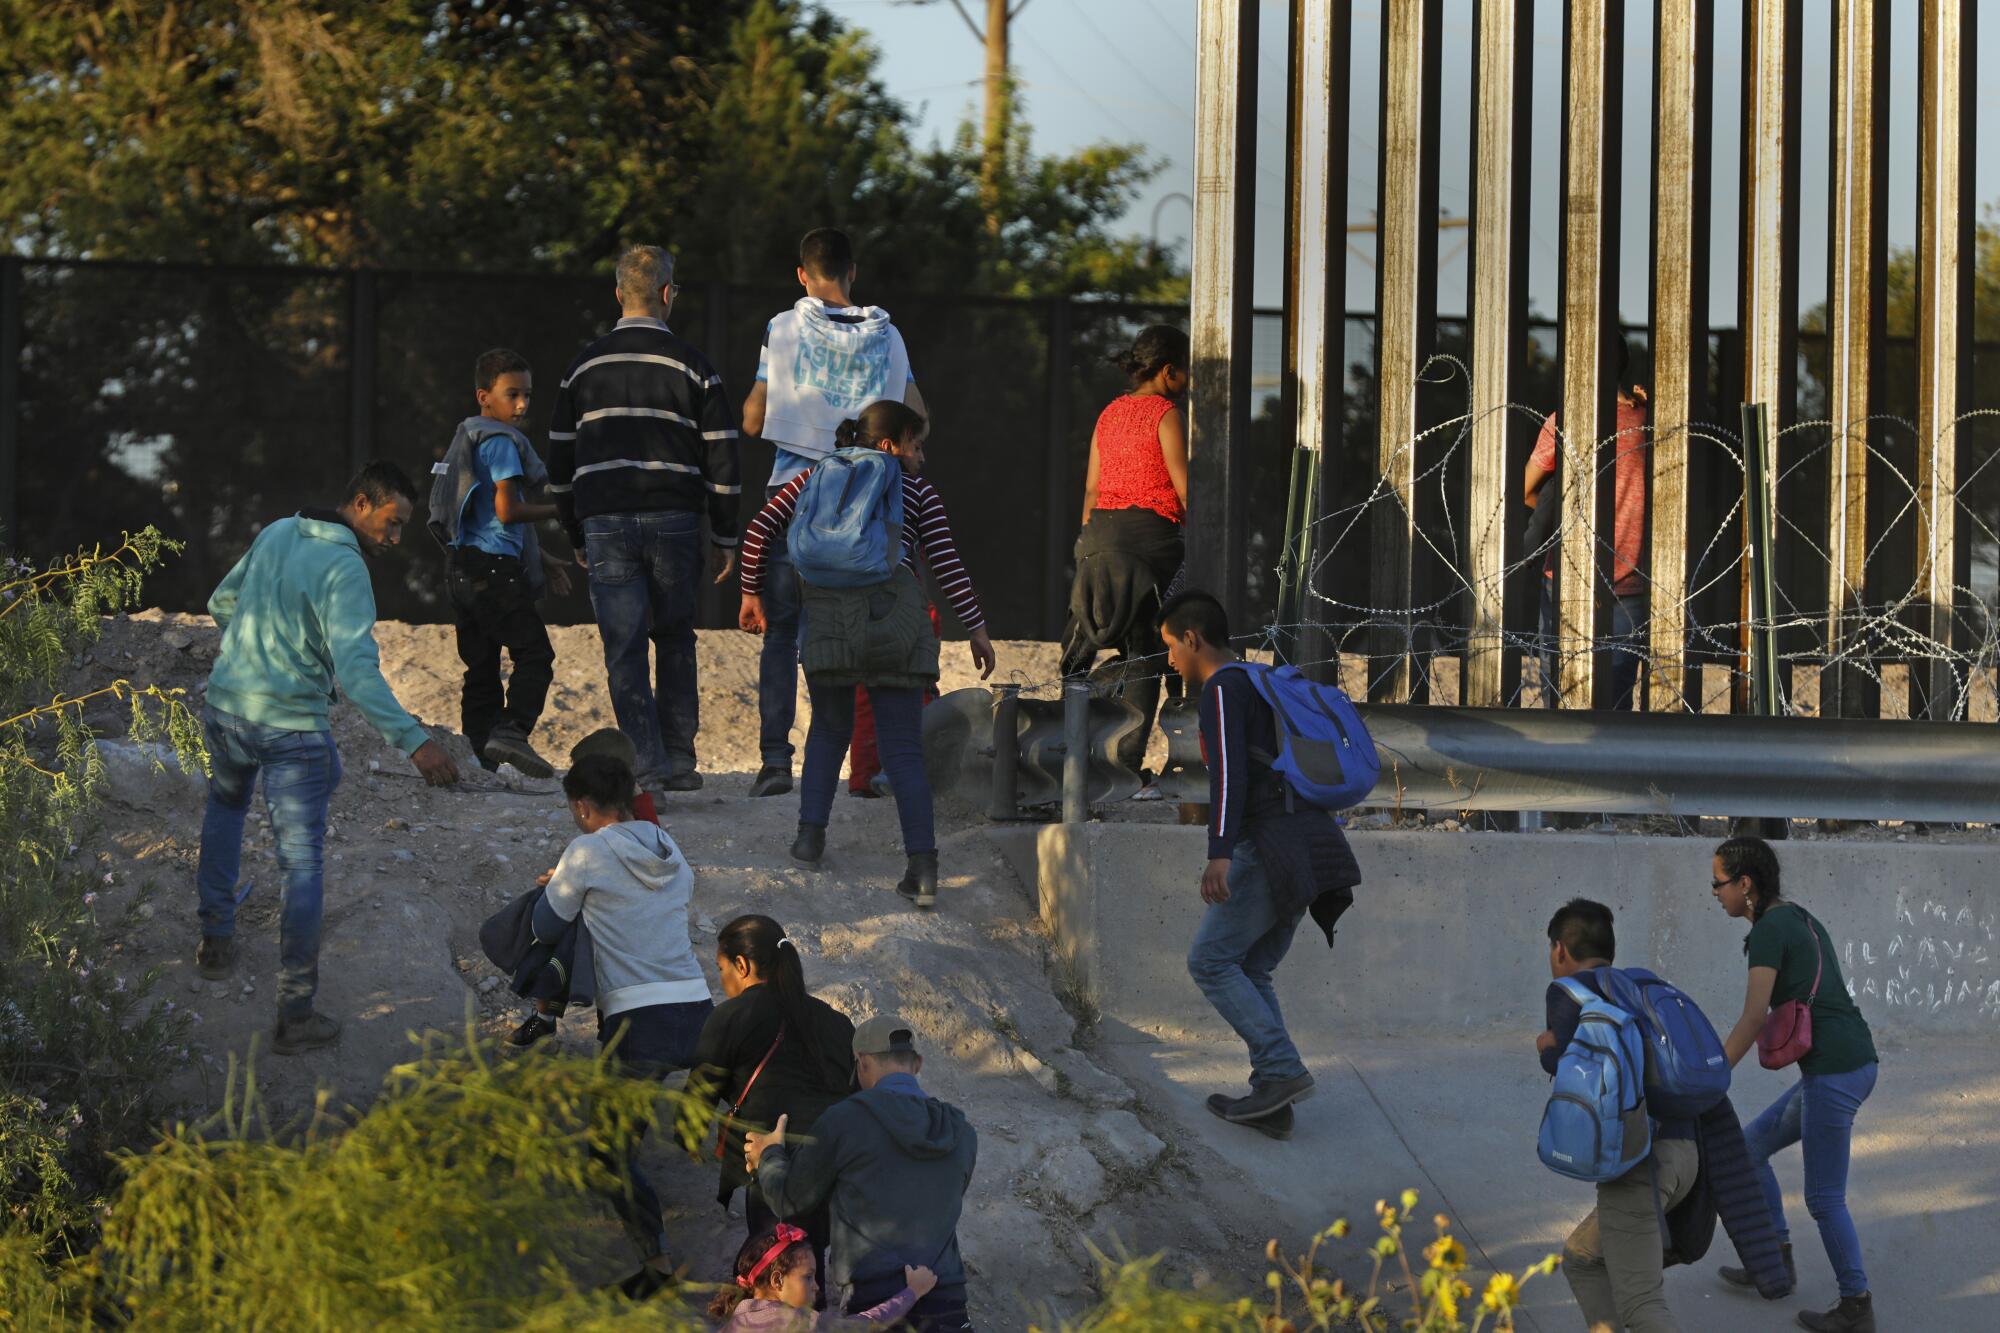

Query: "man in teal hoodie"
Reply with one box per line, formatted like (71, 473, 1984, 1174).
(196, 461, 460, 1054)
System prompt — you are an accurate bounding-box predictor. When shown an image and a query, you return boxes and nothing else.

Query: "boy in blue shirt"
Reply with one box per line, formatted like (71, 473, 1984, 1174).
(430, 348, 565, 777)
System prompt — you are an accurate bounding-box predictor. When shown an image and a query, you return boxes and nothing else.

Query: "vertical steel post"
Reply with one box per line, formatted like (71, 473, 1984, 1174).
(1914, 0, 1965, 721)
(1467, 0, 1529, 708)
(1823, 0, 1885, 721)
(1371, 0, 1440, 703)
(1556, 0, 1609, 710)
(1286, 0, 1351, 678)
(1042, 298, 1074, 640)
(1061, 678, 1090, 825)
(347, 269, 378, 474)
(1188, 0, 1258, 630)
(1742, 403, 1783, 716)
(988, 683, 1023, 821)
(0, 258, 20, 550)
(1648, 1, 1707, 713)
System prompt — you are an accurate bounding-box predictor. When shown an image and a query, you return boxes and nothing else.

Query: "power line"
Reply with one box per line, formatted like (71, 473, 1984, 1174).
(1064, 0, 1193, 124)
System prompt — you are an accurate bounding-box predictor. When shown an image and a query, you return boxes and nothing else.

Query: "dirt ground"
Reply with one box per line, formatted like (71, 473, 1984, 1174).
(70, 611, 1249, 1327)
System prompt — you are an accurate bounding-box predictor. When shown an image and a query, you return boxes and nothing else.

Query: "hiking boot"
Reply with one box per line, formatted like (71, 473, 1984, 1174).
(789, 823, 826, 866)
(481, 724, 554, 779)
(749, 765, 793, 798)
(1796, 1294, 1874, 1333)
(1207, 1093, 1294, 1140)
(508, 1011, 559, 1047)
(660, 771, 703, 793)
(897, 850, 939, 910)
(195, 934, 237, 980)
(1721, 1243, 1794, 1292)
(1220, 1071, 1315, 1122)
(272, 1010, 342, 1055)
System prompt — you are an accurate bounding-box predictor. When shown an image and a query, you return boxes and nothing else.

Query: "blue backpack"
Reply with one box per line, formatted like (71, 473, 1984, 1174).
(787, 448, 905, 589)
(1537, 976, 1652, 1183)
(1214, 662, 1380, 811)
(1595, 967, 1730, 1120)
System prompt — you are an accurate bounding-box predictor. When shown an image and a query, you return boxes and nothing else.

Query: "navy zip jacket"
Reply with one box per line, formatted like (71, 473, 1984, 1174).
(547, 317, 743, 549)
(1693, 1097, 1794, 1297)
(479, 885, 596, 1008)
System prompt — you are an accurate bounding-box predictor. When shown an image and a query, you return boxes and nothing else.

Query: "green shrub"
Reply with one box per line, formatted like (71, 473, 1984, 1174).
(0, 532, 203, 1250)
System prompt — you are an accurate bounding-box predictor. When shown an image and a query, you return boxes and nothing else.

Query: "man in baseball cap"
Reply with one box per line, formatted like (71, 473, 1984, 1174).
(745, 1014, 979, 1329)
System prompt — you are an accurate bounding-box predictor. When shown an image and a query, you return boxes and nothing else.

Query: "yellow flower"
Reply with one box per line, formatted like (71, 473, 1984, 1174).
(1266, 1270, 1283, 1290)
(1481, 1272, 1521, 1312)
(1400, 1188, 1420, 1214)
(1424, 1235, 1469, 1273)
(1330, 1219, 1350, 1239)
(1374, 1236, 1399, 1259)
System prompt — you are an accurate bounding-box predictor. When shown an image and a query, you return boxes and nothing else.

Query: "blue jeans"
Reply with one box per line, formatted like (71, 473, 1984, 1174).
(799, 680, 933, 854)
(758, 485, 806, 769)
(1537, 579, 1645, 710)
(1744, 1062, 1879, 1299)
(1185, 842, 1309, 1085)
(194, 705, 343, 1017)
(583, 511, 703, 785)
(596, 999, 714, 1260)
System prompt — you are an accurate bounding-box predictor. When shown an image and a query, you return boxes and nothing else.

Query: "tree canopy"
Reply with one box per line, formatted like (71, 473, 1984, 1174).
(0, 0, 1184, 299)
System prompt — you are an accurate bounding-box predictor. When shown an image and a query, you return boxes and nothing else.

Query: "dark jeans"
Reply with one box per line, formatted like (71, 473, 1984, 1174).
(800, 680, 932, 854)
(757, 485, 806, 769)
(446, 547, 554, 752)
(745, 1187, 832, 1311)
(1537, 579, 1645, 710)
(847, 1274, 973, 1331)
(583, 511, 703, 786)
(595, 1000, 713, 1260)
(195, 705, 342, 1017)
(1744, 1063, 1879, 1299)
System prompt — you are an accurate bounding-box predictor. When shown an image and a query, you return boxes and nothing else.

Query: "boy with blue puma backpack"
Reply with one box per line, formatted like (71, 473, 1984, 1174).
(1537, 899, 1704, 1333)
(738, 400, 996, 910)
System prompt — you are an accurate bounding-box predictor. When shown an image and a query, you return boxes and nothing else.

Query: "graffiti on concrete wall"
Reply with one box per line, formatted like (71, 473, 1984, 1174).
(1843, 890, 1999, 1021)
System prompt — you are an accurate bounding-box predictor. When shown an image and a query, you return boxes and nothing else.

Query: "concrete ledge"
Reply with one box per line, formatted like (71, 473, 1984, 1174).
(1029, 823, 2000, 1040)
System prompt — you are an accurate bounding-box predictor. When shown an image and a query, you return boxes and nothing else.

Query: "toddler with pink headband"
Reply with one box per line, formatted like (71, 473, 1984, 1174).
(711, 1223, 936, 1330)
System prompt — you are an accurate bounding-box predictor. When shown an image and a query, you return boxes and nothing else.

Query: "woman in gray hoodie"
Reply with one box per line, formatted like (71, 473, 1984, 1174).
(534, 752, 712, 1278)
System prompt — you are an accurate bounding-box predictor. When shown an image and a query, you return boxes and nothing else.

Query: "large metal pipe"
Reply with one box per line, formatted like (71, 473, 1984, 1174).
(1061, 679, 1090, 825)
(1914, 0, 1965, 720)
(1154, 699, 2000, 823)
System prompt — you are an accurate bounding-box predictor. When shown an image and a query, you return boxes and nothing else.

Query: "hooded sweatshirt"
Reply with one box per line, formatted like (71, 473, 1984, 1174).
(540, 820, 707, 1017)
(760, 299, 912, 468)
(205, 513, 430, 754)
(755, 1074, 977, 1297)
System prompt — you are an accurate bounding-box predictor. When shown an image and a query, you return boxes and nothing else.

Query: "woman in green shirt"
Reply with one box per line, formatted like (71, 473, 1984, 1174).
(1710, 836, 1880, 1333)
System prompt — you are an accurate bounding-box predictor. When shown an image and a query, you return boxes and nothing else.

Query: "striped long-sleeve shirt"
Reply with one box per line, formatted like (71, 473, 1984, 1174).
(740, 470, 986, 633)
(547, 317, 743, 548)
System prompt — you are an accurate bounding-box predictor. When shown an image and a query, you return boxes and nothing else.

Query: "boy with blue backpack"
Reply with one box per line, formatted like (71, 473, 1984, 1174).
(1159, 591, 1364, 1138)
(737, 399, 996, 910)
(1537, 899, 1722, 1333)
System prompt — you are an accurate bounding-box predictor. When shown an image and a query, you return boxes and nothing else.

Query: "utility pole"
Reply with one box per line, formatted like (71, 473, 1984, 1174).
(913, 0, 1031, 230)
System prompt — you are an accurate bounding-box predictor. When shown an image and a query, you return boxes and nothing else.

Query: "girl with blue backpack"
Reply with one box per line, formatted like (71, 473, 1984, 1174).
(1709, 837, 1880, 1333)
(737, 400, 997, 909)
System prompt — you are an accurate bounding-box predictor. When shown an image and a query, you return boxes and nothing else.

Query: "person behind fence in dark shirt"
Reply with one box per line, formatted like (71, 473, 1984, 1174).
(548, 244, 742, 797)
(1061, 324, 1191, 788)
(686, 914, 857, 1305)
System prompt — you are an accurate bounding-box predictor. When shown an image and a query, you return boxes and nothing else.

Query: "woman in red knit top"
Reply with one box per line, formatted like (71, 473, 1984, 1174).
(1061, 324, 1192, 780)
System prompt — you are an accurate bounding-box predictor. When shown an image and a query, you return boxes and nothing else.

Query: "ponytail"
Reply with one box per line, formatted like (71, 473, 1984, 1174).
(1109, 323, 1191, 388)
(715, 915, 846, 1089)
(1716, 835, 1784, 952)
(834, 399, 926, 453)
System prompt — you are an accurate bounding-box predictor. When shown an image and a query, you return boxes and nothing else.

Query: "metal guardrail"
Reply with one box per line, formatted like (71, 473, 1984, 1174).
(924, 686, 2000, 824)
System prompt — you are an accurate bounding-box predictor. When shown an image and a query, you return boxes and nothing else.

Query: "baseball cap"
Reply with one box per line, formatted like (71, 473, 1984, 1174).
(569, 727, 638, 771)
(851, 1015, 918, 1061)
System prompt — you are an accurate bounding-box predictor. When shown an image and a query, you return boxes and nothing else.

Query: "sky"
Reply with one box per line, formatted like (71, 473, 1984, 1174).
(822, 0, 2000, 322)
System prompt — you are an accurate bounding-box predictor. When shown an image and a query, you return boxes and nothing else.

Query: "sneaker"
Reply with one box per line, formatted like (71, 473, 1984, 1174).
(1721, 1243, 1794, 1293)
(790, 823, 826, 866)
(660, 771, 703, 793)
(1207, 1092, 1294, 1140)
(1219, 1071, 1316, 1122)
(749, 766, 793, 798)
(272, 1010, 342, 1055)
(897, 850, 939, 909)
(481, 725, 554, 779)
(196, 935, 237, 980)
(1796, 1294, 1874, 1333)
(508, 1011, 559, 1047)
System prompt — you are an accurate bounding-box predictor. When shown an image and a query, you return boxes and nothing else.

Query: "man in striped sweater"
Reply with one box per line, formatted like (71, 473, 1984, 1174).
(549, 246, 742, 794)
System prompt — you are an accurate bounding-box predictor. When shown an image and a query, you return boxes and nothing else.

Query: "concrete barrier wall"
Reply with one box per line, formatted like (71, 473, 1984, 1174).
(1008, 825, 2000, 1042)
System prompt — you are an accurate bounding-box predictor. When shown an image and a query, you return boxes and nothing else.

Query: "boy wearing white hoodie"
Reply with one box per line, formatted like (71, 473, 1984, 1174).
(739, 229, 927, 799)
(534, 752, 712, 1279)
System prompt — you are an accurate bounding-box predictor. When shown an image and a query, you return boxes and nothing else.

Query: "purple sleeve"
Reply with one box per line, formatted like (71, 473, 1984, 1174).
(816, 1287, 918, 1328)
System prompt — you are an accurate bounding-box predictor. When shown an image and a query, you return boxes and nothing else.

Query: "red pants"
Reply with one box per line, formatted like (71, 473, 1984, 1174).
(848, 604, 942, 791)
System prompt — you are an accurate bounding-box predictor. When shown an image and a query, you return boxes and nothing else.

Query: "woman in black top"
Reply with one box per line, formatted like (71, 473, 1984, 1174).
(688, 914, 856, 1302)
